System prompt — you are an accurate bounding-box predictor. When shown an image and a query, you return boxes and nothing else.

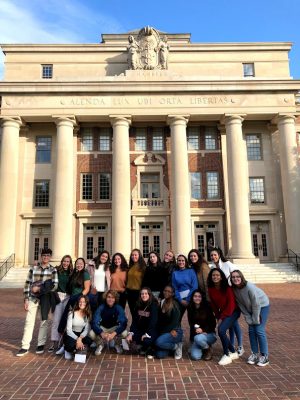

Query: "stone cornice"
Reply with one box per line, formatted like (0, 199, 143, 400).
(0, 80, 300, 94)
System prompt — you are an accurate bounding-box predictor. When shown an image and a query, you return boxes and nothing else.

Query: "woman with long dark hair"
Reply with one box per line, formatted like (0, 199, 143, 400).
(155, 286, 183, 360)
(86, 250, 111, 310)
(126, 287, 158, 358)
(63, 295, 92, 360)
(231, 270, 270, 367)
(126, 249, 146, 316)
(109, 253, 128, 309)
(188, 249, 211, 300)
(207, 268, 240, 365)
(49, 255, 73, 352)
(161, 250, 176, 287)
(142, 252, 166, 299)
(187, 290, 216, 361)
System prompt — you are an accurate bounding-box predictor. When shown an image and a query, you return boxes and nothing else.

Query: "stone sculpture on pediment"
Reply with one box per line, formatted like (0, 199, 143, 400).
(127, 26, 169, 70)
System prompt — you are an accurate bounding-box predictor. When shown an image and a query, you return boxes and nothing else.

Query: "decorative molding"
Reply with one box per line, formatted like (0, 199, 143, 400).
(133, 152, 166, 166)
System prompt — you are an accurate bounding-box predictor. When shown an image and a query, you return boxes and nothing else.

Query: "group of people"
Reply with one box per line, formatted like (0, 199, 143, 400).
(16, 247, 270, 367)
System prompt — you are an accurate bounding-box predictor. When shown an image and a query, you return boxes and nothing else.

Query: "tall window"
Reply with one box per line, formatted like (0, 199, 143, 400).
(246, 134, 262, 160)
(140, 173, 160, 198)
(190, 172, 201, 199)
(81, 174, 93, 200)
(36, 137, 52, 163)
(206, 172, 219, 199)
(99, 129, 111, 151)
(243, 63, 255, 77)
(152, 128, 164, 151)
(42, 64, 53, 79)
(249, 178, 265, 203)
(81, 129, 93, 151)
(135, 129, 147, 151)
(187, 127, 199, 150)
(34, 180, 50, 207)
(205, 128, 217, 150)
(99, 173, 111, 200)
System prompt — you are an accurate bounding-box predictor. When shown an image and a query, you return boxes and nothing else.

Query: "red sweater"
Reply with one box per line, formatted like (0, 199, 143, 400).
(208, 286, 237, 320)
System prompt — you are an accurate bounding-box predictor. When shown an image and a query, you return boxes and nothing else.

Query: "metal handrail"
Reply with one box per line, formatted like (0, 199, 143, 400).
(0, 254, 15, 280)
(287, 249, 300, 272)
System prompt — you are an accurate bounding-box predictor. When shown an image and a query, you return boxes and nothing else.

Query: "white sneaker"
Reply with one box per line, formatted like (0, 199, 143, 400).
(257, 355, 269, 367)
(247, 353, 259, 365)
(56, 345, 65, 355)
(237, 346, 245, 356)
(218, 354, 232, 365)
(229, 351, 239, 360)
(95, 344, 103, 356)
(64, 350, 73, 360)
(174, 343, 183, 360)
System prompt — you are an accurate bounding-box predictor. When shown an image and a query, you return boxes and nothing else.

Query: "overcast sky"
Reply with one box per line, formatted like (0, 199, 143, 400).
(0, 0, 299, 78)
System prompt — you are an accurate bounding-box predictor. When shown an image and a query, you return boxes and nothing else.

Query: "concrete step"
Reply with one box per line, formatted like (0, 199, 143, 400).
(0, 266, 29, 288)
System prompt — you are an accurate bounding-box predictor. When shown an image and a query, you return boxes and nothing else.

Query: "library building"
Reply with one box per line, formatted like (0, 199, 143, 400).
(0, 26, 299, 266)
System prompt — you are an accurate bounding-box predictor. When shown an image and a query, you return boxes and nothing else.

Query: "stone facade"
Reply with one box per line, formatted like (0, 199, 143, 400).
(0, 27, 300, 265)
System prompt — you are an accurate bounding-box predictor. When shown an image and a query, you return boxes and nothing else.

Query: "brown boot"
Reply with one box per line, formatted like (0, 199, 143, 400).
(202, 347, 212, 361)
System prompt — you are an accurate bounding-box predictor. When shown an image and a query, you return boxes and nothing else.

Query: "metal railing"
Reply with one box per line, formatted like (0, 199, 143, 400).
(288, 249, 300, 272)
(0, 254, 15, 281)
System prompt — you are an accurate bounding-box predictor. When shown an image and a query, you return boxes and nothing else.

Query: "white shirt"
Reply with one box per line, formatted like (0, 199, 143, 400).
(94, 265, 106, 292)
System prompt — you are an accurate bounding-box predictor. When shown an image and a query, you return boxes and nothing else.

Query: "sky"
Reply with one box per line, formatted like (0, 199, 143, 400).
(0, 0, 300, 78)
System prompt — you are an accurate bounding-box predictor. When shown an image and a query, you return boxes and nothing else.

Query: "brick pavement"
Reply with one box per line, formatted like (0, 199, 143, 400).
(0, 284, 299, 400)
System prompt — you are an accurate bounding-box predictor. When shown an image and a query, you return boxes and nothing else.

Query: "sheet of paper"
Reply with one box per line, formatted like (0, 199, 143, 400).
(179, 289, 190, 299)
(74, 353, 86, 363)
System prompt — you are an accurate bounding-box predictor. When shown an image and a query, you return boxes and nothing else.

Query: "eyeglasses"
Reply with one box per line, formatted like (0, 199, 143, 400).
(42, 254, 51, 257)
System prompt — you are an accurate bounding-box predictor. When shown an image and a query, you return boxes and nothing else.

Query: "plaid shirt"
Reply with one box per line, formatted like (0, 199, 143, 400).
(24, 263, 58, 300)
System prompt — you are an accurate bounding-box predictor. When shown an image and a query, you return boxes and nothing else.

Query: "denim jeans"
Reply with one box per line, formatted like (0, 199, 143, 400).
(155, 328, 183, 359)
(229, 319, 243, 347)
(190, 333, 217, 360)
(218, 309, 240, 355)
(248, 305, 270, 356)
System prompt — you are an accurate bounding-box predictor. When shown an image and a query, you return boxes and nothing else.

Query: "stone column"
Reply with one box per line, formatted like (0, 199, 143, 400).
(52, 117, 76, 261)
(0, 117, 22, 259)
(168, 115, 192, 255)
(277, 114, 300, 253)
(224, 115, 255, 262)
(110, 116, 131, 257)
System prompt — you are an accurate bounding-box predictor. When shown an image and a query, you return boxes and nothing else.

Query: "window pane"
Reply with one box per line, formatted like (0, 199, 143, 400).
(249, 178, 265, 203)
(190, 172, 201, 199)
(135, 128, 147, 151)
(42, 64, 53, 79)
(36, 137, 51, 163)
(140, 173, 160, 198)
(99, 128, 111, 151)
(243, 63, 255, 77)
(246, 134, 262, 160)
(81, 129, 93, 151)
(207, 172, 219, 199)
(187, 127, 199, 150)
(34, 181, 49, 207)
(82, 174, 93, 200)
(152, 129, 164, 151)
(205, 128, 217, 150)
(99, 173, 110, 200)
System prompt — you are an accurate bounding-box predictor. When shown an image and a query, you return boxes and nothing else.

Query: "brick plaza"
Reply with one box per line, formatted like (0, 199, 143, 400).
(0, 284, 299, 400)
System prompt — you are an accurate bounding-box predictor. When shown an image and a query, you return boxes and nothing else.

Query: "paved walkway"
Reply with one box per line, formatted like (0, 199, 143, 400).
(0, 284, 299, 400)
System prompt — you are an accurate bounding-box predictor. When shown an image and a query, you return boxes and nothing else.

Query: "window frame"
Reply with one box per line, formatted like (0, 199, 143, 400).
(249, 177, 265, 204)
(246, 134, 262, 160)
(81, 129, 93, 152)
(98, 173, 111, 200)
(152, 128, 164, 151)
(36, 136, 52, 163)
(187, 127, 200, 150)
(190, 172, 202, 200)
(140, 172, 161, 199)
(34, 180, 50, 208)
(99, 128, 111, 151)
(204, 128, 217, 150)
(206, 171, 219, 199)
(243, 63, 255, 78)
(81, 173, 93, 201)
(42, 64, 53, 79)
(135, 128, 147, 151)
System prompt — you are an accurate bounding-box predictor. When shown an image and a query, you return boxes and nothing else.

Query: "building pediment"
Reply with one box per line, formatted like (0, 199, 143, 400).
(133, 152, 165, 166)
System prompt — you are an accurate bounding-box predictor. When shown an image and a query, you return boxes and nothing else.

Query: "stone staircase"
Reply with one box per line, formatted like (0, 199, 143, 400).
(0, 266, 29, 288)
(0, 263, 299, 288)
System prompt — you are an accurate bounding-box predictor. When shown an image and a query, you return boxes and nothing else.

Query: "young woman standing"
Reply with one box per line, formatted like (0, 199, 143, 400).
(231, 270, 270, 366)
(142, 252, 165, 299)
(126, 249, 146, 316)
(109, 253, 128, 309)
(188, 249, 211, 300)
(207, 268, 240, 366)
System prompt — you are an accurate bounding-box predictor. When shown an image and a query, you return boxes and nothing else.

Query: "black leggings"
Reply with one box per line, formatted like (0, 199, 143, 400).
(63, 331, 92, 353)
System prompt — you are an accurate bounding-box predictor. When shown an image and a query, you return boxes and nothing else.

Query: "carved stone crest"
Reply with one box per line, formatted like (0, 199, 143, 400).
(127, 26, 169, 70)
